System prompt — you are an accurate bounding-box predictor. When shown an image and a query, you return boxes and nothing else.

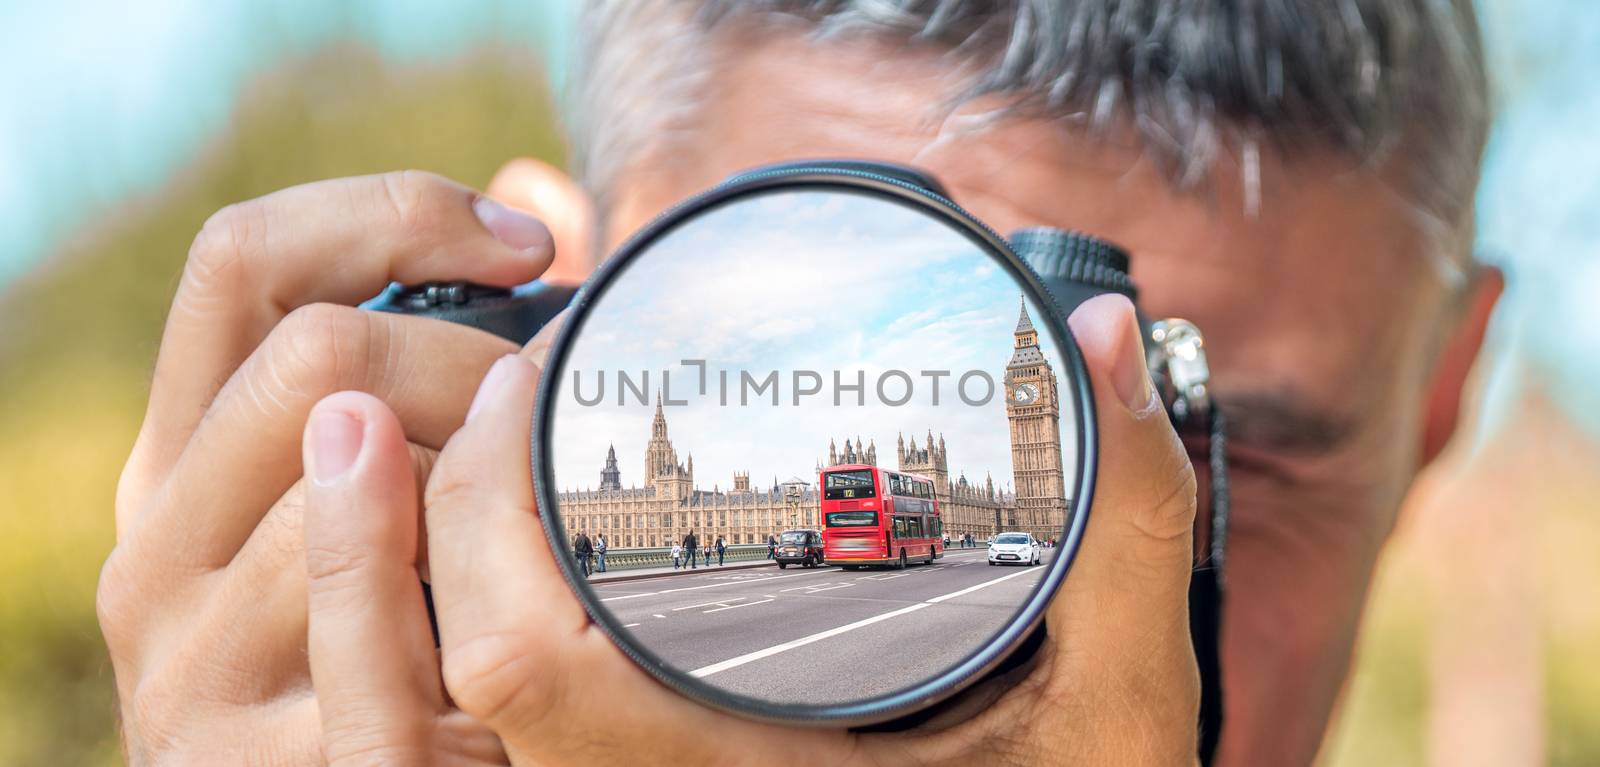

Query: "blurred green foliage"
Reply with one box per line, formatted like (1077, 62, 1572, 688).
(0, 43, 562, 766)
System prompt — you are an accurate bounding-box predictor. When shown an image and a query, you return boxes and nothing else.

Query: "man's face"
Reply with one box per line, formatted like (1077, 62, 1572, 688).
(596, 31, 1466, 765)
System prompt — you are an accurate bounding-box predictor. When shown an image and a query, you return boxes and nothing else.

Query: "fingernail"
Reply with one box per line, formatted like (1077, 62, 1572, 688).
(1070, 294, 1157, 414)
(472, 195, 552, 256)
(1111, 307, 1157, 414)
(309, 409, 364, 485)
(467, 355, 520, 423)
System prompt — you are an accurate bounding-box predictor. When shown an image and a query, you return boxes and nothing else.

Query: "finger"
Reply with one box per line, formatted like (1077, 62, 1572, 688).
(1038, 293, 1200, 752)
(1059, 294, 1198, 618)
(486, 158, 596, 285)
(424, 354, 589, 731)
(302, 391, 442, 763)
(131, 171, 553, 489)
(171, 443, 439, 693)
(139, 307, 513, 568)
(426, 354, 855, 763)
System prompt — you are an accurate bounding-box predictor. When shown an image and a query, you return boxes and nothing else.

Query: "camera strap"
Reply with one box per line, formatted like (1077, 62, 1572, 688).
(1190, 405, 1230, 765)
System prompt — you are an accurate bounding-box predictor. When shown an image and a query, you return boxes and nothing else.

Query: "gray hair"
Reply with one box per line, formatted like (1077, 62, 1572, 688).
(571, 0, 1487, 275)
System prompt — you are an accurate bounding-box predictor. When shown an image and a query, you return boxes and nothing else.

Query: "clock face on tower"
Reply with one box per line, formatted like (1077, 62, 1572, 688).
(1011, 382, 1039, 405)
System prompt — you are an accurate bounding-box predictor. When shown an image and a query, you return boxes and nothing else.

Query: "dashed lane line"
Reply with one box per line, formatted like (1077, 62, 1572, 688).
(704, 598, 775, 613)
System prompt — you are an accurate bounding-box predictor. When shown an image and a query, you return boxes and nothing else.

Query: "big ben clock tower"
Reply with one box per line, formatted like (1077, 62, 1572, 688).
(1005, 297, 1067, 537)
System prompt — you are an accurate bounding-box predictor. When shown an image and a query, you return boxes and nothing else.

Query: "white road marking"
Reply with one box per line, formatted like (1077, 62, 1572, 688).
(623, 623, 641, 628)
(690, 568, 1042, 678)
(673, 597, 745, 611)
(704, 598, 774, 613)
(780, 582, 855, 594)
(690, 603, 932, 677)
(652, 614, 666, 619)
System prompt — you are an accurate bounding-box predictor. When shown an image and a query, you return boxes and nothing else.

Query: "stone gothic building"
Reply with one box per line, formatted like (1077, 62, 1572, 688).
(556, 298, 1070, 548)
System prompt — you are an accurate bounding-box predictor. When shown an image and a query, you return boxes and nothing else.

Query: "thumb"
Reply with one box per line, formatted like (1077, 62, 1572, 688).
(1065, 292, 1198, 605)
(1048, 292, 1200, 745)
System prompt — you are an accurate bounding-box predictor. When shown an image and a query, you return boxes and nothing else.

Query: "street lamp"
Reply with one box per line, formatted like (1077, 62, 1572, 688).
(781, 477, 808, 528)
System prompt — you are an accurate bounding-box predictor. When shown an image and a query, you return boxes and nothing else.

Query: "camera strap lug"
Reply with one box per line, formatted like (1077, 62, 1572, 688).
(1148, 318, 1212, 426)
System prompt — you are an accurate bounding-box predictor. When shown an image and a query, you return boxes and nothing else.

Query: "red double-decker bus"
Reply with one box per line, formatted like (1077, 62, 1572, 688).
(819, 464, 943, 569)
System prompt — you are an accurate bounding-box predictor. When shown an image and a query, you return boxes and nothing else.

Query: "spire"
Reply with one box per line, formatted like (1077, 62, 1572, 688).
(651, 389, 669, 439)
(1009, 295, 1046, 368)
(1015, 294, 1035, 333)
(600, 442, 622, 491)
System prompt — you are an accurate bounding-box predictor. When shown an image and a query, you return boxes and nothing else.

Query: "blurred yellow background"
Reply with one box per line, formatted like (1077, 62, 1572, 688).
(1, 5, 1595, 766)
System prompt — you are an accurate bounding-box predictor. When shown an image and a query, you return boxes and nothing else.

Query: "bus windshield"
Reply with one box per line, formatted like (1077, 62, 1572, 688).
(825, 511, 878, 527)
(823, 470, 876, 500)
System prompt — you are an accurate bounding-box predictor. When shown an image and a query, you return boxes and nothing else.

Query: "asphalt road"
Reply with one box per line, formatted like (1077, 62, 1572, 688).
(590, 547, 1056, 705)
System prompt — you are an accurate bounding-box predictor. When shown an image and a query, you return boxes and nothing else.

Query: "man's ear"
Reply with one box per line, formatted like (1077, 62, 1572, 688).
(1420, 266, 1505, 465)
(486, 158, 597, 285)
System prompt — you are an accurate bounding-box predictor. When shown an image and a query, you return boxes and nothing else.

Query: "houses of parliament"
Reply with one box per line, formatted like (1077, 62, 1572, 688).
(557, 300, 1070, 547)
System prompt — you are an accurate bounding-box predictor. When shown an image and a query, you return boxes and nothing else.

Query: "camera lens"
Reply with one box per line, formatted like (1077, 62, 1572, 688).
(530, 172, 1096, 726)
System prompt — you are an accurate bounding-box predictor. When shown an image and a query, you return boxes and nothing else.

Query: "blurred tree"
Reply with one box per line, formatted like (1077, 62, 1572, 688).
(0, 42, 562, 765)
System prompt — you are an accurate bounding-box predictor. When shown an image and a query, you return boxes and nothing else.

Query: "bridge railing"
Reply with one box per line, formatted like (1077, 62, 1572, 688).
(577, 543, 774, 571)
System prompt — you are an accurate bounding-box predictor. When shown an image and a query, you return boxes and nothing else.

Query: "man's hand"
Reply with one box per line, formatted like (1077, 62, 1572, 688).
(98, 171, 554, 763)
(304, 292, 1201, 765)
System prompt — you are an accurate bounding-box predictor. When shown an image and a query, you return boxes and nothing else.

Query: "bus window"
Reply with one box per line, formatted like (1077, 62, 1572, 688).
(824, 469, 876, 500)
(826, 510, 877, 527)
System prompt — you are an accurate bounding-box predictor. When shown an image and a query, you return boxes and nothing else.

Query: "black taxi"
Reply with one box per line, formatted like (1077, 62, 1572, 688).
(775, 529, 825, 569)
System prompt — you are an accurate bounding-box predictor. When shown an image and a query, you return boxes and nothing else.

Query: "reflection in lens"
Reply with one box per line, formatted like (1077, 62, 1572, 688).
(547, 190, 1080, 711)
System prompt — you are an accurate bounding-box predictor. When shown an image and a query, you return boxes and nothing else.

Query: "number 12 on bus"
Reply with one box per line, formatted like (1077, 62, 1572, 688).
(820, 464, 943, 569)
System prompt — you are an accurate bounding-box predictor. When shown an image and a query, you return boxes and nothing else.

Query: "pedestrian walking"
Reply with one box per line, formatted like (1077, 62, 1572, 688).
(596, 534, 608, 573)
(715, 536, 726, 566)
(574, 530, 594, 577)
(671, 541, 683, 570)
(682, 530, 699, 570)
(704, 547, 712, 567)
(766, 534, 777, 560)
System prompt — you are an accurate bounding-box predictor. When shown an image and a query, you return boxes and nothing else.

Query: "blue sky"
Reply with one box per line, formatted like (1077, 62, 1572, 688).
(550, 190, 1079, 494)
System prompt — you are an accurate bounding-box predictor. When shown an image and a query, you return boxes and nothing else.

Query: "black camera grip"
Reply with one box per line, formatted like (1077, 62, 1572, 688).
(362, 280, 577, 345)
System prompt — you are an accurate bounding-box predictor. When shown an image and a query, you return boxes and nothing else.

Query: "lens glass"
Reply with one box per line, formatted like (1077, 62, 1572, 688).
(542, 188, 1086, 715)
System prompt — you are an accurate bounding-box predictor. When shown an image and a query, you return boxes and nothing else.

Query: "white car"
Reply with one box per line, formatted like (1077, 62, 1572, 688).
(987, 532, 1041, 566)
